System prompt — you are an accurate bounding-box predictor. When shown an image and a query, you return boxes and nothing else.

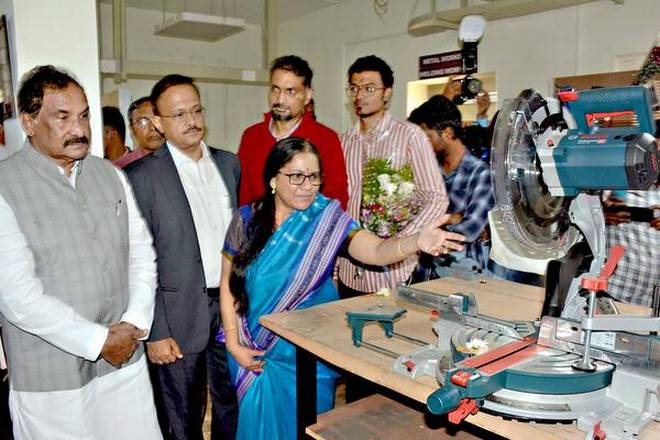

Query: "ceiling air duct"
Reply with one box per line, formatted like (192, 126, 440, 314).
(154, 0, 245, 42)
(408, 0, 606, 37)
(408, 0, 459, 37)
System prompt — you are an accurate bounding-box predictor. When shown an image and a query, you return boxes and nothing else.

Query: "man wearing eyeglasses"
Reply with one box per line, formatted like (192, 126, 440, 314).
(125, 74, 239, 440)
(337, 55, 448, 299)
(238, 55, 348, 208)
(114, 97, 164, 169)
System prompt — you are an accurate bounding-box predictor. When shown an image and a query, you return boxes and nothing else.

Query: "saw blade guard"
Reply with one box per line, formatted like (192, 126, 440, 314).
(490, 91, 580, 262)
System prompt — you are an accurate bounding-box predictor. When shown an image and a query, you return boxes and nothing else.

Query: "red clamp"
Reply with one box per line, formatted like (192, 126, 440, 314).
(448, 398, 479, 424)
(450, 370, 473, 387)
(557, 90, 578, 102)
(592, 422, 607, 440)
(580, 245, 625, 292)
(402, 360, 416, 372)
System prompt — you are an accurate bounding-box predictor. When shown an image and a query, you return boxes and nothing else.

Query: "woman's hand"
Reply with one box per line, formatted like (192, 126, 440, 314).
(417, 214, 466, 256)
(228, 343, 266, 373)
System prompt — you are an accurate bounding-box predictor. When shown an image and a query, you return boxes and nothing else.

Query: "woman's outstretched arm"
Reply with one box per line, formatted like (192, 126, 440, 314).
(347, 214, 465, 266)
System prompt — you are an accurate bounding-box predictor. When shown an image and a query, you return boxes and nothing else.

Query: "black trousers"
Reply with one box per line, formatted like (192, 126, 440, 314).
(150, 297, 238, 440)
(0, 371, 12, 440)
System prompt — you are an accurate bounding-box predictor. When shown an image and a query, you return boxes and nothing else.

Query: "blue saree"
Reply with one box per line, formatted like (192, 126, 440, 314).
(220, 194, 358, 440)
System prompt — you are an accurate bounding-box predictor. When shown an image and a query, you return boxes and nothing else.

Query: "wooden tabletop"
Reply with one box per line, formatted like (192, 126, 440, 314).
(260, 277, 659, 440)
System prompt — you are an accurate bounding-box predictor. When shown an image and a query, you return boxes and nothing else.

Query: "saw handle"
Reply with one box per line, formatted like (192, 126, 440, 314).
(580, 245, 625, 292)
(599, 245, 625, 279)
(563, 86, 655, 134)
(426, 382, 463, 415)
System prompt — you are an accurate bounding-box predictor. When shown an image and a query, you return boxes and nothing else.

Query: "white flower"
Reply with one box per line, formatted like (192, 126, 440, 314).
(383, 182, 398, 196)
(375, 287, 391, 297)
(398, 181, 416, 197)
(377, 174, 391, 186)
(465, 339, 489, 355)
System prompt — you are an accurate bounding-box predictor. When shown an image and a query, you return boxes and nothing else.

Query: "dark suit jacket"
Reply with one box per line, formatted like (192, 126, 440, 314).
(125, 143, 240, 354)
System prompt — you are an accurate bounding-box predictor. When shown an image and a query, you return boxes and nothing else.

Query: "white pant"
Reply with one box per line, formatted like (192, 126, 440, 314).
(9, 355, 162, 440)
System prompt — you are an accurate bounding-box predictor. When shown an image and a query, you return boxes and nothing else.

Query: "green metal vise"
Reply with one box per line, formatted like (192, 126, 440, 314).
(346, 305, 407, 347)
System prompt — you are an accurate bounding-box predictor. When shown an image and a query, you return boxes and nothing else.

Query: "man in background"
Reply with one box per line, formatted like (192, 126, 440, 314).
(408, 95, 493, 279)
(126, 74, 239, 440)
(337, 55, 448, 297)
(238, 55, 348, 208)
(442, 76, 492, 162)
(603, 187, 659, 307)
(115, 97, 164, 169)
(602, 120, 660, 307)
(103, 105, 129, 161)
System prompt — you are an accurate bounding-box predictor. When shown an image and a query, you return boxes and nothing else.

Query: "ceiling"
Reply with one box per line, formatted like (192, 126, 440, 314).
(98, 0, 344, 25)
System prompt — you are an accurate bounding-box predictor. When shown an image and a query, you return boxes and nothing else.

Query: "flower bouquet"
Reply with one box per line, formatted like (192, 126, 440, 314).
(361, 158, 420, 239)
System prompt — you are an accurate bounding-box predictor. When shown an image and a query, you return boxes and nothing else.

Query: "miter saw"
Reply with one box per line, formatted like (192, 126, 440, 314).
(397, 86, 660, 440)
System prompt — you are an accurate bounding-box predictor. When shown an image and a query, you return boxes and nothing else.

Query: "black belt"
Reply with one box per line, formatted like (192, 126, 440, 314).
(207, 287, 220, 298)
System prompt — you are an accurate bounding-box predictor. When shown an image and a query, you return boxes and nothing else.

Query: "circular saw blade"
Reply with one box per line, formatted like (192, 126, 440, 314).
(490, 90, 579, 260)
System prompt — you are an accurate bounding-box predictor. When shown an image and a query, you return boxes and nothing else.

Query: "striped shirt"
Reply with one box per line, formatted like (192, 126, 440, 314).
(338, 111, 448, 292)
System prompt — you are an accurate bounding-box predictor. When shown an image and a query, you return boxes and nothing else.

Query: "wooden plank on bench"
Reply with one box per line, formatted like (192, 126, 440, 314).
(306, 394, 485, 440)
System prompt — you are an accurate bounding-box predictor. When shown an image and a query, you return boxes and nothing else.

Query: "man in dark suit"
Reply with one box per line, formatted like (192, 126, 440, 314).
(126, 74, 239, 440)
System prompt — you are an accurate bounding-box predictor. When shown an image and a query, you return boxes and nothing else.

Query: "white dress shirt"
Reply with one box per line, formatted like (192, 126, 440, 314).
(168, 141, 232, 288)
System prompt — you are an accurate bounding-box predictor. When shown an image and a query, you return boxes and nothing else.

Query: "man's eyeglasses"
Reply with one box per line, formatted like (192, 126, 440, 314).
(269, 86, 305, 99)
(159, 107, 205, 124)
(345, 85, 385, 97)
(279, 171, 323, 186)
(131, 117, 153, 130)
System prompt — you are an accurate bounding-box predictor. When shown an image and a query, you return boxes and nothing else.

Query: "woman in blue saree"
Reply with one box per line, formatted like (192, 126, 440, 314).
(219, 137, 464, 440)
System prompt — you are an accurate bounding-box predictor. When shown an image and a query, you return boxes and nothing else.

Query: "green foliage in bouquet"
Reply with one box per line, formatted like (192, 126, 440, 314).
(361, 158, 419, 238)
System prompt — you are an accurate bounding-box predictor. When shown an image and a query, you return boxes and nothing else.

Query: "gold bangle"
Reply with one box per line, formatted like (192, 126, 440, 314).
(396, 238, 406, 259)
(223, 325, 237, 332)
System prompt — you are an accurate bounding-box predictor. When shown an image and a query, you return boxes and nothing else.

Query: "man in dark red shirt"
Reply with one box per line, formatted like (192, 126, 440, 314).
(238, 55, 348, 208)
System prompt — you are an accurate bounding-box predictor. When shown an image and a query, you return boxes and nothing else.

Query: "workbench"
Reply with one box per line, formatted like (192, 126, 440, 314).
(259, 277, 659, 439)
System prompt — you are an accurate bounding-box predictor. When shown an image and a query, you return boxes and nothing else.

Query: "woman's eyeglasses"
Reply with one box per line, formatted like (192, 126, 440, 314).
(279, 172, 323, 186)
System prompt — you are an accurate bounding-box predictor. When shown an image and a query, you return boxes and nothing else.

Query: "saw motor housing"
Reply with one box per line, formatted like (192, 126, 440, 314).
(541, 87, 658, 197)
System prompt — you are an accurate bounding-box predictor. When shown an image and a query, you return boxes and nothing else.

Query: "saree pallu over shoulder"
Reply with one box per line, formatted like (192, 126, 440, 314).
(232, 195, 355, 401)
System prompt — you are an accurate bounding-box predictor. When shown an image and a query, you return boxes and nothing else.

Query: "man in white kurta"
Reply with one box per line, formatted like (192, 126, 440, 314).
(0, 65, 162, 439)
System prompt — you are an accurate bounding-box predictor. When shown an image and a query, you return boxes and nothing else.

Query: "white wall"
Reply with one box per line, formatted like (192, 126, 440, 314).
(98, 3, 268, 151)
(96, 0, 660, 145)
(0, 0, 103, 156)
(278, 0, 660, 133)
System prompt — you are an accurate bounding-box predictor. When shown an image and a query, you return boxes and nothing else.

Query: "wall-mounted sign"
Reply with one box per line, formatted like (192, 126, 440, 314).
(418, 50, 465, 80)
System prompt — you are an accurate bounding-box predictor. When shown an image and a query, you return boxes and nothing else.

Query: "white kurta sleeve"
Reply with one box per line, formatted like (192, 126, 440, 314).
(0, 195, 109, 361)
(114, 168, 157, 338)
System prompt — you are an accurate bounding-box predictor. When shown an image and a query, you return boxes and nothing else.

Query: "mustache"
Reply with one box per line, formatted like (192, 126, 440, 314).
(183, 126, 202, 134)
(63, 136, 89, 147)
